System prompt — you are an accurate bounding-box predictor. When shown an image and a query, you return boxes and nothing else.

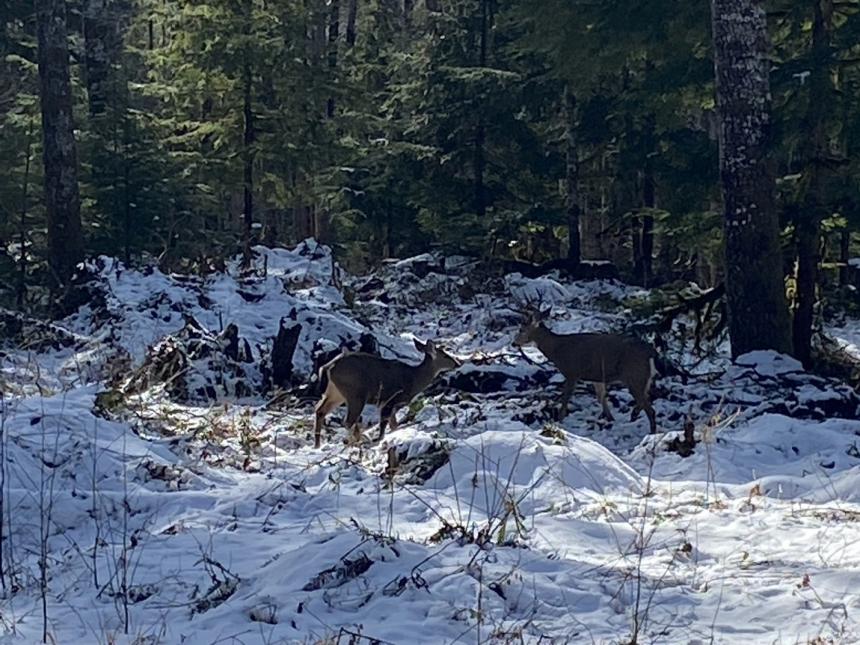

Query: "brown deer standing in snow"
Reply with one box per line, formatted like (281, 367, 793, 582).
(513, 307, 658, 433)
(313, 338, 461, 448)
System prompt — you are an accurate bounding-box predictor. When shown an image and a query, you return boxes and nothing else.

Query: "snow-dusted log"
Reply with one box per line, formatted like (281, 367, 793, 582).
(710, 0, 792, 357)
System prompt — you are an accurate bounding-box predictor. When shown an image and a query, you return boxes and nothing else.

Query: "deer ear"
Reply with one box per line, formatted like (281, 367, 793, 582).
(537, 306, 551, 321)
(413, 338, 428, 353)
(424, 339, 437, 356)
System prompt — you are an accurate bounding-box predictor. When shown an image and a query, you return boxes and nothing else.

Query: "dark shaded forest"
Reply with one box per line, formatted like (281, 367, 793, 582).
(1, 0, 859, 364)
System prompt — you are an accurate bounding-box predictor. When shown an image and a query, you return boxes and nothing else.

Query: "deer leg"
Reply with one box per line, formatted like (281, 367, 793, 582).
(629, 380, 657, 434)
(377, 400, 401, 442)
(344, 398, 366, 444)
(313, 387, 345, 448)
(593, 382, 614, 422)
(556, 379, 577, 420)
(645, 404, 657, 434)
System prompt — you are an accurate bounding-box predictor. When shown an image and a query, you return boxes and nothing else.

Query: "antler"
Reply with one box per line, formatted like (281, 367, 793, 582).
(510, 287, 551, 320)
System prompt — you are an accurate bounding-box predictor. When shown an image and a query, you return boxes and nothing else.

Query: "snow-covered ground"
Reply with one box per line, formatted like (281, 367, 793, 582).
(831, 321, 860, 362)
(0, 242, 859, 644)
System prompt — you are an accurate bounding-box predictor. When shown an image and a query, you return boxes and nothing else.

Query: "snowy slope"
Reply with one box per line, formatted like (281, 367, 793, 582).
(0, 243, 859, 644)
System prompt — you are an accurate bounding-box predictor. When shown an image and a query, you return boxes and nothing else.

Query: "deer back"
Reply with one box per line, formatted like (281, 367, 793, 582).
(537, 332, 654, 384)
(325, 352, 434, 405)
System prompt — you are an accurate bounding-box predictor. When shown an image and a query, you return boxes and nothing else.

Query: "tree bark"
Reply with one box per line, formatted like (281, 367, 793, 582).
(639, 113, 656, 287)
(36, 0, 84, 293)
(326, 0, 339, 118)
(710, 0, 792, 357)
(269, 317, 301, 391)
(839, 228, 850, 286)
(473, 0, 489, 218)
(792, 0, 832, 368)
(793, 215, 818, 366)
(563, 85, 581, 264)
(241, 0, 254, 267)
(17, 119, 33, 308)
(403, 0, 413, 30)
(83, 0, 116, 117)
(345, 0, 357, 46)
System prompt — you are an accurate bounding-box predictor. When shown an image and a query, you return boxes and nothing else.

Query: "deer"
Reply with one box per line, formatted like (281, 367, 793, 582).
(512, 306, 658, 433)
(313, 338, 462, 448)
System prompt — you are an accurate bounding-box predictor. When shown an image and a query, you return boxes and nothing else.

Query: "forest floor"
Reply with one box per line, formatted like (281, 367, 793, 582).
(1, 242, 859, 644)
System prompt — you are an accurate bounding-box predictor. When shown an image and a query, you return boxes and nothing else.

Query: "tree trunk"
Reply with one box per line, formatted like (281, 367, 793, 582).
(473, 0, 488, 218)
(293, 204, 313, 241)
(839, 228, 850, 286)
(638, 113, 656, 287)
(792, 0, 832, 368)
(403, 0, 414, 29)
(710, 0, 792, 357)
(563, 86, 581, 264)
(345, 0, 357, 46)
(83, 0, 113, 117)
(793, 215, 819, 366)
(36, 0, 84, 294)
(630, 216, 642, 280)
(263, 209, 278, 247)
(326, 0, 339, 118)
(241, 0, 254, 267)
(268, 317, 301, 391)
(17, 119, 34, 308)
(122, 115, 132, 264)
(242, 66, 254, 266)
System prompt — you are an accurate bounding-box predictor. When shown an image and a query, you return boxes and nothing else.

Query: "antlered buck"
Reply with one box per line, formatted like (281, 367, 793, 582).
(513, 308, 658, 433)
(313, 338, 461, 448)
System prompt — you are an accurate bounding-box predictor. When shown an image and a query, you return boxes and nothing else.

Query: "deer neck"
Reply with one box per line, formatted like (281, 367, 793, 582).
(409, 354, 437, 393)
(533, 325, 566, 362)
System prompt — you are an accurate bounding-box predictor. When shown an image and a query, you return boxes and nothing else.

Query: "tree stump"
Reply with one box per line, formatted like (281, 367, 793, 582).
(269, 316, 301, 391)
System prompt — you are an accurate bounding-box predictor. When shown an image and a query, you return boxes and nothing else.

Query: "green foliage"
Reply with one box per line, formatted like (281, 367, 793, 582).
(2, 0, 859, 300)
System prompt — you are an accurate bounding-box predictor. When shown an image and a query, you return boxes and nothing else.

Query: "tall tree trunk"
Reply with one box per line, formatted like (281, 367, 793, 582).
(792, 0, 832, 368)
(17, 119, 34, 308)
(345, 0, 357, 46)
(36, 0, 84, 294)
(620, 71, 642, 277)
(326, 0, 339, 118)
(564, 85, 581, 264)
(710, 0, 792, 357)
(83, 0, 112, 117)
(403, 0, 413, 29)
(473, 0, 488, 218)
(263, 209, 278, 247)
(241, 0, 254, 266)
(638, 113, 656, 286)
(242, 67, 254, 265)
(839, 228, 850, 286)
(122, 115, 132, 264)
